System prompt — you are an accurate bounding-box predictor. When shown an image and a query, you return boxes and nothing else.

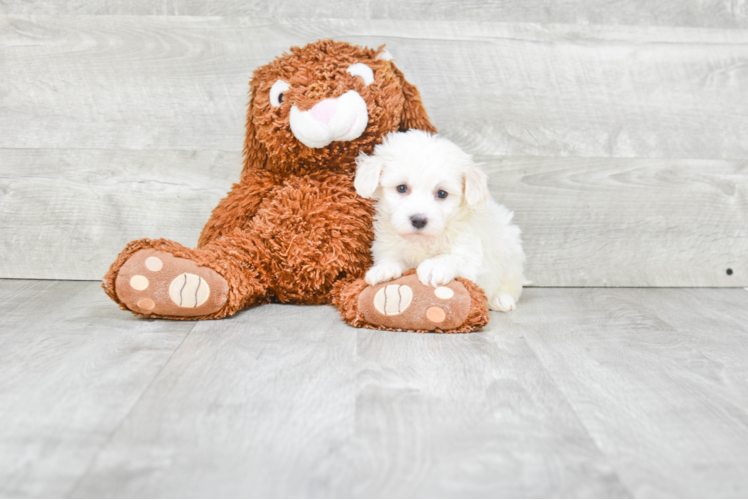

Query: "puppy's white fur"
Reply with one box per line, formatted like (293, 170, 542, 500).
(355, 130, 525, 312)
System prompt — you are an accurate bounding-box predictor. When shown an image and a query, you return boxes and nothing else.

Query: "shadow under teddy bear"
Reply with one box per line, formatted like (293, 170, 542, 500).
(103, 40, 489, 333)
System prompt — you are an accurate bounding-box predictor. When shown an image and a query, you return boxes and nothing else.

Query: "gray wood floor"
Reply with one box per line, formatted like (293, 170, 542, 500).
(2, 279, 747, 498)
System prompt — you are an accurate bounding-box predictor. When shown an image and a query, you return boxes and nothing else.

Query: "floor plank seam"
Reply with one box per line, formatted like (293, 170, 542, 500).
(63, 320, 200, 498)
(517, 334, 638, 498)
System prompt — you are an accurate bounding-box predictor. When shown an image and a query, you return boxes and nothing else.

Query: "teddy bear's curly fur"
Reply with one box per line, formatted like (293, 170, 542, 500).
(102, 40, 489, 333)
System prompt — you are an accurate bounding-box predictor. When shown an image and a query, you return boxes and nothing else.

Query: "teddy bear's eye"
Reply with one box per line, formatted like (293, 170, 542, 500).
(346, 63, 374, 86)
(270, 80, 290, 107)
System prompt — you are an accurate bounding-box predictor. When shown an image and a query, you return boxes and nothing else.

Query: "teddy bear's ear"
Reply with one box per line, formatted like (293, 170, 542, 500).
(375, 48, 394, 61)
(390, 63, 438, 134)
(240, 86, 268, 178)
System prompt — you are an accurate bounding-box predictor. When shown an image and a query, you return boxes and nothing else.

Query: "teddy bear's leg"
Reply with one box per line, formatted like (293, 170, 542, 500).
(331, 270, 490, 333)
(103, 234, 268, 320)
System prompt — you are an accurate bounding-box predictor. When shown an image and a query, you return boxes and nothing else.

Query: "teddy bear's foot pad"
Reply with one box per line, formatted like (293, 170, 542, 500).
(115, 249, 228, 317)
(357, 274, 472, 331)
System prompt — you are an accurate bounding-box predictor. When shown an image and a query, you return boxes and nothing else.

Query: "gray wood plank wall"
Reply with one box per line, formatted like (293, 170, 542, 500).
(0, 9, 746, 285)
(3, 1, 748, 28)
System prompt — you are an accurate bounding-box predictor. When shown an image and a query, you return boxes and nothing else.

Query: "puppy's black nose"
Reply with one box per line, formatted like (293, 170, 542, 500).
(410, 215, 428, 229)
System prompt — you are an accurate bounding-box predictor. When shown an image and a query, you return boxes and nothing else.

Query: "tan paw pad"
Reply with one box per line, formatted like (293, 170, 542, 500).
(434, 286, 454, 299)
(169, 273, 210, 308)
(130, 275, 149, 290)
(137, 298, 155, 311)
(145, 256, 163, 271)
(373, 284, 413, 315)
(426, 306, 446, 323)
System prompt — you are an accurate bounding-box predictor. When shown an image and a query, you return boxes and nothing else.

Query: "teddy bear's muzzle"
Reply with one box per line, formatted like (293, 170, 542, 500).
(289, 90, 368, 149)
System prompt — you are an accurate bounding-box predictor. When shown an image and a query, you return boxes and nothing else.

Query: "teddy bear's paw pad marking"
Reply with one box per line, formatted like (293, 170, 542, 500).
(373, 284, 413, 315)
(358, 274, 472, 332)
(115, 249, 228, 318)
(426, 306, 446, 323)
(129, 275, 149, 290)
(145, 256, 163, 271)
(169, 273, 210, 307)
(137, 298, 155, 310)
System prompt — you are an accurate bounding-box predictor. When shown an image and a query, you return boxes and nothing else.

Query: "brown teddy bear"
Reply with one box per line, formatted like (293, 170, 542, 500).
(103, 40, 489, 333)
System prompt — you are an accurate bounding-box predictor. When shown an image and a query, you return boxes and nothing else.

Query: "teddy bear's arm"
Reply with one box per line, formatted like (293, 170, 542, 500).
(197, 171, 276, 248)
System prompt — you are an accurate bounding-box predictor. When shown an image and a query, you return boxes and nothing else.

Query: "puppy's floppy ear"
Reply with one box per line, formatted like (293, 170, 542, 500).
(240, 80, 268, 179)
(464, 163, 490, 208)
(354, 151, 384, 199)
(377, 46, 437, 134)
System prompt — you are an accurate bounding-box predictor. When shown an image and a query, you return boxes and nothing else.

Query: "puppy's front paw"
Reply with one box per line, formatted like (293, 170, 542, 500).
(489, 293, 516, 312)
(417, 260, 457, 287)
(365, 263, 403, 286)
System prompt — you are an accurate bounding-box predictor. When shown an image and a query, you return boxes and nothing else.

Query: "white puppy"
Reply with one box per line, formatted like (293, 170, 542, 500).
(354, 130, 525, 312)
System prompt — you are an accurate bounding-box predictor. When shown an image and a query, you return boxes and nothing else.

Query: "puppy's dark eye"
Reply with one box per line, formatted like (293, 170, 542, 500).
(436, 190, 448, 199)
(278, 93, 285, 104)
(396, 185, 408, 194)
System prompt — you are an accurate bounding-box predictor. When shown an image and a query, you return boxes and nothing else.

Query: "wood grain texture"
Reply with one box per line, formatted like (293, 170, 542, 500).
(0, 282, 734, 497)
(347, 328, 629, 497)
(0, 149, 239, 280)
(484, 156, 748, 287)
(0, 280, 196, 497)
(2, 150, 745, 286)
(1, 15, 747, 285)
(70, 299, 629, 498)
(510, 287, 748, 497)
(70, 302, 360, 498)
(1, 0, 747, 28)
(2, 16, 748, 158)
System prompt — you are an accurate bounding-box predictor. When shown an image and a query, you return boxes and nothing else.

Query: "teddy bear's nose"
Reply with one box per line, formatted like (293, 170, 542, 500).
(310, 99, 337, 124)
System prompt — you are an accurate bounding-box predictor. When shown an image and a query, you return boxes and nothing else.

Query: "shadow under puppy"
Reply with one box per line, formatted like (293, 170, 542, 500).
(355, 130, 526, 311)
